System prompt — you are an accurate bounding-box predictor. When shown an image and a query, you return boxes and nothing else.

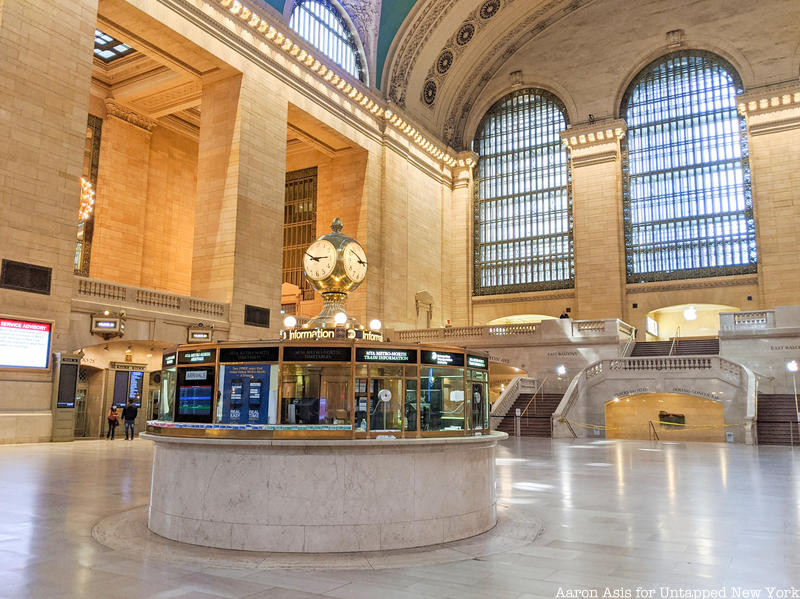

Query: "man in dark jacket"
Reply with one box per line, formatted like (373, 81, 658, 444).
(122, 400, 139, 440)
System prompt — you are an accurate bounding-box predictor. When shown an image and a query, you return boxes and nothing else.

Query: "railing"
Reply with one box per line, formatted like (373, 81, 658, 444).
(620, 324, 636, 357)
(608, 357, 713, 372)
(648, 421, 660, 441)
(668, 326, 680, 356)
(74, 277, 230, 320)
(394, 318, 635, 345)
(490, 376, 539, 418)
(520, 378, 548, 417)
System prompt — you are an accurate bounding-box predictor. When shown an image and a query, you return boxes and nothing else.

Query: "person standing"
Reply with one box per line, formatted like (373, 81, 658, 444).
(106, 405, 119, 440)
(122, 400, 138, 441)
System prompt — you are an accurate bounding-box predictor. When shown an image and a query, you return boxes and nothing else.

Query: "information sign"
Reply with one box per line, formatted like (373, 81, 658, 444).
(283, 346, 352, 362)
(178, 349, 216, 365)
(420, 350, 464, 367)
(355, 348, 417, 363)
(467, 355, 489, 370)
(219, 347, 279, 363)
(0, 318, 52, 369)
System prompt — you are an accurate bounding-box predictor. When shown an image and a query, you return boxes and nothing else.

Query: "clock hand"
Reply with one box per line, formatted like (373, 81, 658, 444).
(350, 250, 367, 266)
(305, 252, 323, 261)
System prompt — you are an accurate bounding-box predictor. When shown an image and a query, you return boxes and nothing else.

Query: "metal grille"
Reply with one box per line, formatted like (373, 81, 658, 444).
(75, 115, 102, 276)
(473, 89, 573, 295)
(621, 51, 756, 283)
(289, 0, 365, 83)
(283, 168, 317, 300)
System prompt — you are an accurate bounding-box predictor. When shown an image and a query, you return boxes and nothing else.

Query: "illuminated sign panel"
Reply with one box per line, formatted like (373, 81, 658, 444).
(162, 352, 177, 368)
(283, 346, 352, 362)
(178, 349, 216, 365)
(0, 318, 52, 369)
(420, 350, 464, 367)
(355, 348, 417, 363)
(188, 328, 212, 343)
(219, 347, 279, 363)
(467, 355, 489, 370)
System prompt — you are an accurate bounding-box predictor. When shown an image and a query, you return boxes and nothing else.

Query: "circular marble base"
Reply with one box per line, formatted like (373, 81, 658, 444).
(142, 432, 507, 553)
(92, 504, 543, 570)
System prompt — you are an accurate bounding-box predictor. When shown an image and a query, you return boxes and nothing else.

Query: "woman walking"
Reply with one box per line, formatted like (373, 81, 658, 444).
(106, 405, 119, 440)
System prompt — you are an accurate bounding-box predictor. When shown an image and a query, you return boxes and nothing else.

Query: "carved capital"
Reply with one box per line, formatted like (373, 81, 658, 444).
(452, 150, 478, 189)
(104, 99, 157, 132)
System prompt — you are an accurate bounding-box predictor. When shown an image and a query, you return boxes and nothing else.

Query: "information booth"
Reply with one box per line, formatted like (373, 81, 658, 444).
(147, 340, 490, 439)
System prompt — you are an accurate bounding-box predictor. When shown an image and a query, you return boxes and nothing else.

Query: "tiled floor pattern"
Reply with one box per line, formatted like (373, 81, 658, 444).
(0, 437, 797, 598)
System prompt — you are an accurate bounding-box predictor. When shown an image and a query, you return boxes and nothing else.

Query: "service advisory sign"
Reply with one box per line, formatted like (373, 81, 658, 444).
(0, 318, 52, 369)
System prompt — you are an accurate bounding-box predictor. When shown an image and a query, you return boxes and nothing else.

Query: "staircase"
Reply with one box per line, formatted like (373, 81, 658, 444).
(496, 393, 563, 437)
(756, 394, 800, 445)
(631, 338, 720, 357)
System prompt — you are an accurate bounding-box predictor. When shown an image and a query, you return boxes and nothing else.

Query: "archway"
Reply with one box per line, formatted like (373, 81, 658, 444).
(605, 393, 725, 441)
(645, 304, 739, 340)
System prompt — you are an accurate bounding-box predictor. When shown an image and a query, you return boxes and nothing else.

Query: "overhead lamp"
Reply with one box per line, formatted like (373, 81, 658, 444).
(334, 312, 347, 325)
(283, 315, 297, 329)
(787, 360, 798, 373)
(369, 319, 382, 331)
(556, 364, 567, 376)
(125, 345, 132, 354)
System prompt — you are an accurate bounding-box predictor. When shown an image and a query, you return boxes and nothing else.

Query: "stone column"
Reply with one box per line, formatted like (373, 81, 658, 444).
(447, 151, 477, 326)
(90, 100, 156, 286)
(0, 0, 98, 442)
(738, 86, 800, 308)
(192, 73, 288, 338)
(561, 121, 627, 321)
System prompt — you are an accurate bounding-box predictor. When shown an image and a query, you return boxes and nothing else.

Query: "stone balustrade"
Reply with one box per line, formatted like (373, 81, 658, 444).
(74, 277, 229, 321)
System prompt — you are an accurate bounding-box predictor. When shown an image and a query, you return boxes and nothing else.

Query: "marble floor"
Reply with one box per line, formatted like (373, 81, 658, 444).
(0, 437, 798, 598)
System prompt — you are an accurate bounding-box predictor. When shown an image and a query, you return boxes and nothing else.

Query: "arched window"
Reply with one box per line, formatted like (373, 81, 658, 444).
(473, 89, 573, 295)
(621, 51, 755, 283)
(289, 0, 365, 83)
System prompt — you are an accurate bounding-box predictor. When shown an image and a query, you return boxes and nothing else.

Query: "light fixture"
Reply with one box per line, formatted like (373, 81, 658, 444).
(334, 312, 347, 325)
(369, 319, 382, 331)
(613, 396, 620, 402)
(683, 305, 698, 321)
(125, 345, 132, 355)
(556, 365, 567, 376)
(283, 315, 297, 329)
(103, 310, 110, 316)
(146, 353, 153, 358)
(787, 360, 798, 373)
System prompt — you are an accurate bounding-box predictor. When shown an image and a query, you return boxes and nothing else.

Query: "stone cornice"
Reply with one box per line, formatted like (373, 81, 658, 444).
(104, 100, 157, 132)
(560, 120, 626, 150)
(737, 83, 800, 117)
(626, 274, 758, 294)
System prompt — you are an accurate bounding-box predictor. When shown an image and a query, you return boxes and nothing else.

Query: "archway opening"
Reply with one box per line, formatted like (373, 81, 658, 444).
(605, 393, 724, 441)
(645, 304, 739, 340)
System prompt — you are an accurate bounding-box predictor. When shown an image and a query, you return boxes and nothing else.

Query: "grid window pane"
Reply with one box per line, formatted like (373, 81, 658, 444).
(621, 51, 756, 283)
(283, 168, 318, 300)
(93, 29, 134, 63)
(289, 0, 364, 83)
(472, 89, 573, 295)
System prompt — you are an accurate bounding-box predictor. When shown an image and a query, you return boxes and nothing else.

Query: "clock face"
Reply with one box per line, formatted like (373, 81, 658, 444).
(343, 241, 367, 283)
(303, 239, 337, 281)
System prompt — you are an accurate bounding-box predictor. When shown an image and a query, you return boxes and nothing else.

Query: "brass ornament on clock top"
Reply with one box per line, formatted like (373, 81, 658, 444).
(301, 218, 367, 329)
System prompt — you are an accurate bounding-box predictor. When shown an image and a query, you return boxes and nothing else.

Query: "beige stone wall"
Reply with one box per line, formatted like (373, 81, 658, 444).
(0, 0, 99, 442)
(141, 127, 197, 295)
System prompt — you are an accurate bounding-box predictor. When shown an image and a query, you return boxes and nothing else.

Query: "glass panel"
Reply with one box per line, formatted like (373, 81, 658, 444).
(368, 365, 404, 378)
(369, 377, 403, 432)
(289, 0, 364, 82)
(404, 379, 418, 432)
(93, 29, 135, 62)
(281, 364, 350, 425)
(470, 382, 487, 430)
(355, 377, 368, 430)
(158, 368, 176, 421)
(621, 51, 755, 282)
(473, 89, 573, 294)
(420, 367, 465, 431)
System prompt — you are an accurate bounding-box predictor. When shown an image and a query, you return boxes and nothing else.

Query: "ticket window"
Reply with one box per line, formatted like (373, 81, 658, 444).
(468, 369, 489, 431)
(420, 367, 465, 431)
(355, 365, 417, 435)
(281, 364, 350, 425)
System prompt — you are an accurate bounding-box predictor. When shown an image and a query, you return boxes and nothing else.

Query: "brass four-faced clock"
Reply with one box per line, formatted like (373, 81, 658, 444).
(301, 218, 367, 328)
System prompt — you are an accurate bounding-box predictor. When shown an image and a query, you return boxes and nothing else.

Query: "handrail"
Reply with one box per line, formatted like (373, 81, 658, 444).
(621, 325, 636, 357)
(668, 326, 681, 356)
(648, 420, 660, 440)
(520, 378, 548, 417)
(490, 376, 523, 417)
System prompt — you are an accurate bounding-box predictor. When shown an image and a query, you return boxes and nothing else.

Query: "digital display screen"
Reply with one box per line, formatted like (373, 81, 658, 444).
(219, 347, 279, 363)
(0, 318, 52, 369)
(249, 380, 262, 405)
(162, 352, 176, 368)
(57, 362, 78, 408)
(420, 350, 464, 367)
(178, 349, 216, 364)
(283, 346, 352, 362)
(355, 348, 417, 363)
(467, 355, 488, 370)
(178, 386, 213, 415)
(94, 320, 117, 329)
(127, 371, 143, 406)
(230, 380, 243, 407)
